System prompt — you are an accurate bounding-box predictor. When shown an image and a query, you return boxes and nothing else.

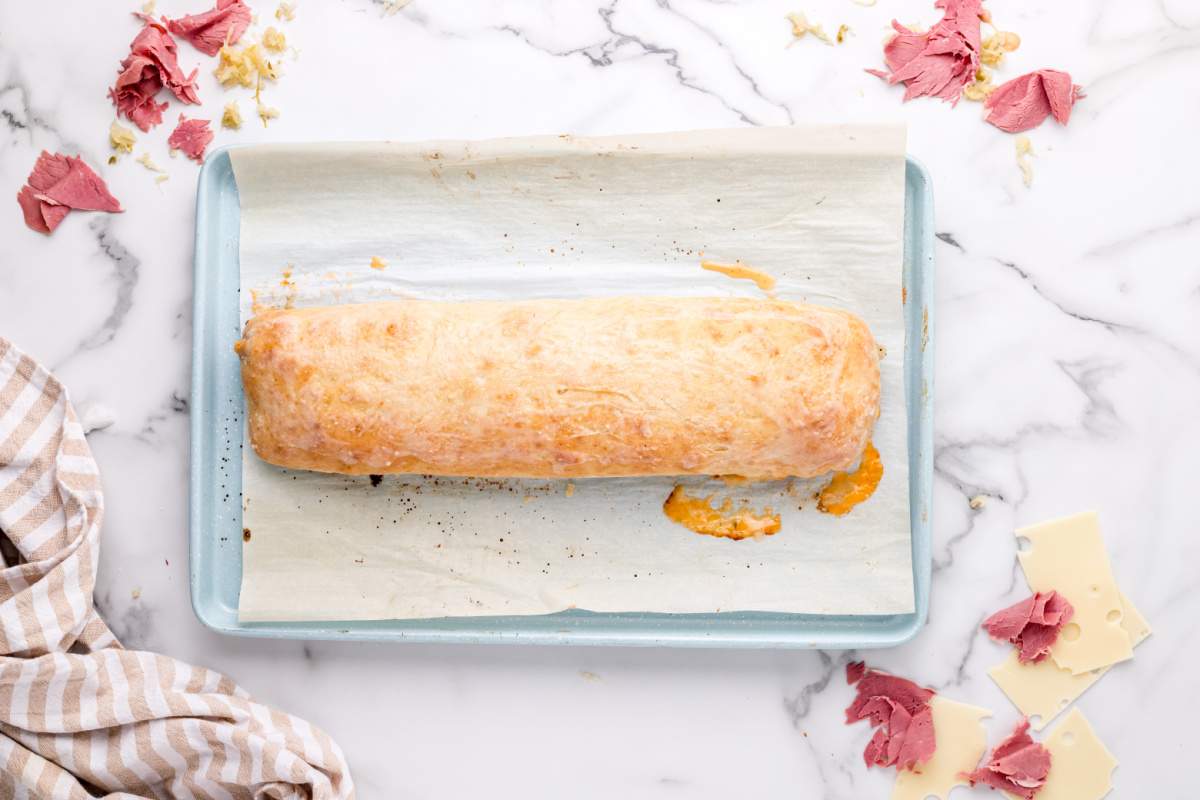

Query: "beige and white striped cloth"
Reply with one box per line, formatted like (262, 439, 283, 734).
(0, 338, 354, 799)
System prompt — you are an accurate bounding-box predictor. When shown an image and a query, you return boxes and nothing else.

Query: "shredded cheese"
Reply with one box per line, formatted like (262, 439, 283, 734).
(963, 67, 995, 101)
(787, 12, 834, 46)
(275, 2, 296, 21)
(980, 30, 1021, 67)
(262, 26, 287, 52)
(109, 121, 136, 155)
(382, 0, 413, 14)
(369, 256, 388, 270)
(135, 152, 166, 173)
(257, 101, 280, 127)
(836, 23, 850, 43)
(222, 101, 243, 130)
(215, 43, 278, 88)
(1015, 135, 1035, 188)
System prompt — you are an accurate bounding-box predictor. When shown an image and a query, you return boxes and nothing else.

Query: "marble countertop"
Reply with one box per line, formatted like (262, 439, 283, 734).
(2, 0, 1196, 796)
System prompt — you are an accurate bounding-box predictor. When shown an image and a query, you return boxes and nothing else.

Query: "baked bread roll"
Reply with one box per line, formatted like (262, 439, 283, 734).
(236, 297, 880, 479)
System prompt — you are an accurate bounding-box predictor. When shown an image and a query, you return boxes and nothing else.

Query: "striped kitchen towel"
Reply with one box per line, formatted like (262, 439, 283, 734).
(0, 337, 354, 799)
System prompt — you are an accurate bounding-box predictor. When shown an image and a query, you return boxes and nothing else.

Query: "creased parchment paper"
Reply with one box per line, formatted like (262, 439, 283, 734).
(231, 126, 912, 622)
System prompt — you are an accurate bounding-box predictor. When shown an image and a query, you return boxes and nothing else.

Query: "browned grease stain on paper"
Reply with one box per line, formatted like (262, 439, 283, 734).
(663, 486, 781, 540)
(817, 441, 883, 516)
(700, 260, 777, 292)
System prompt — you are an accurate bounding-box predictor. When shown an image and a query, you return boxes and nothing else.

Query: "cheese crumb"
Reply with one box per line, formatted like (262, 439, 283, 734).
(980, 30, 1021, 67)
(565, 482, 576, 497)
(257, 101, 280, 127)
(262, 26, 287, 52)
(836, 24, 851, 43)
(109, 121, 136, 155)
(222, 101, 243, 130)
(369, 256, 387, 270)
(963, 67, 995, 101)
(136, 152, 166, 173)
(787, 12, 834, 46)
(382, 0, 413, 15)
(969, 495, 987, 509)
(276, 1, 296, 21)
(142, 0, 156, 13)
(131, 587, 142, 600)
(1015, 135, 1035, 188)
(155, 174, 170, 184)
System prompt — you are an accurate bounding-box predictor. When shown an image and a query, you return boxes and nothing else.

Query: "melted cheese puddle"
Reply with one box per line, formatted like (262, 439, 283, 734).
(663, 486, 781, 540)
(817, 441, 883, 516)
(699, 260, 777, 292)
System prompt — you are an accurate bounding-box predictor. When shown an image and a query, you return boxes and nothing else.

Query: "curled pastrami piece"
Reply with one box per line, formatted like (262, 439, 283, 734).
(168, 115, 215, 163)
(109, 16, 200, 131)
(984, 69, 1085, 133)
(166, 0, 252, 57)
(983, 590, 1074, 663)
(845, 665, 936, 771)
(964, 718, 1052, 799)
(867, 0, 985, 105)
(17, 152, 122, 235)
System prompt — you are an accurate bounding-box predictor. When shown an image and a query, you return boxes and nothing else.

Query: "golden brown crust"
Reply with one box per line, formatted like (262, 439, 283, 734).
(237, 297, 881, 479)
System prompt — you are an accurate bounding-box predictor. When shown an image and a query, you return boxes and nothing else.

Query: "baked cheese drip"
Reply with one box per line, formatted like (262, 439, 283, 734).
(236, 296, 881, 479)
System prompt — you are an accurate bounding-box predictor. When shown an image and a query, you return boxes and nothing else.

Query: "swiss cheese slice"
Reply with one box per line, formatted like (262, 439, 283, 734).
(989, 592, 1151, 730)
(891, 697, 990, 800)
(1016, 512, 1132, 674)
(1032, 708, 1117, 800)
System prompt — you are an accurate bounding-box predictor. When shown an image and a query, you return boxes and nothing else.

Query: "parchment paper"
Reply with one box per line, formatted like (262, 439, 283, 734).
(231, 126, 913, 621)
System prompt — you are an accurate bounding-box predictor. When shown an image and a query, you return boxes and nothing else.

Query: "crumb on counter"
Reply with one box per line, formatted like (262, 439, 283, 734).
(1015, 135, 1034, 187)
(980, 29, 1020, 67)
(215, 42, 277, 88)
(787, 12, 834, 46)
(370, 256, 388, 270)
(276, 2, 296, 21)
(262, 26, 287, 52)
(257, 100, 280, 127)
(222, 101, 243, 129)
(383, 0, 413, 15)
(136, 152, 166, 173)
(962, 67, 994, 101)
(836, 23, 851, 43)
(969, 494, 986, 509)
(109, 121, 136, 155)
(565, 482, 575, 497)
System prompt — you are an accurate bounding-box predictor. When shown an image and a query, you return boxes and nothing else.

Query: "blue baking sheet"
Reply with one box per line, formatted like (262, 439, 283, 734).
(189, 144, 934, 648)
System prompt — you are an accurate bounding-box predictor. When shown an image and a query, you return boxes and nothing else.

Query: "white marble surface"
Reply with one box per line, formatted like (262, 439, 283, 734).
(2, 0, 1197, 796)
